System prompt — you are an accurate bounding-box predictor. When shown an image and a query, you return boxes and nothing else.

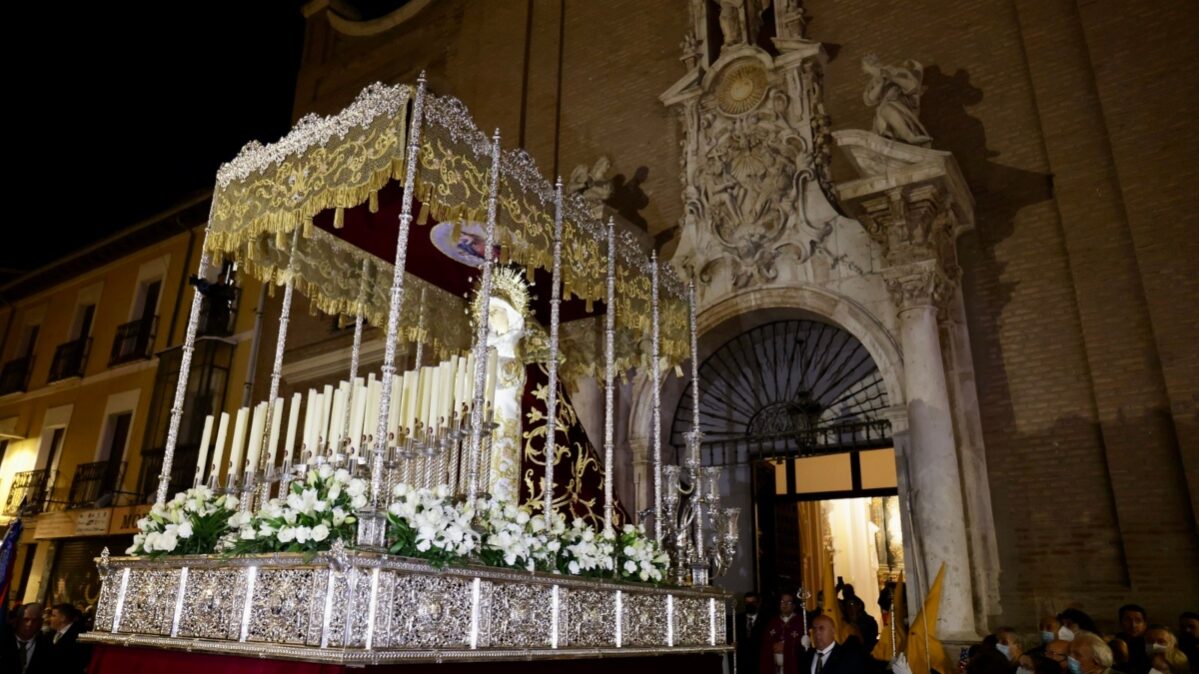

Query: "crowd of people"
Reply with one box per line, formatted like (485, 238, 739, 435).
(1, 601, 92, 673)
(734, 586, 1198, 674)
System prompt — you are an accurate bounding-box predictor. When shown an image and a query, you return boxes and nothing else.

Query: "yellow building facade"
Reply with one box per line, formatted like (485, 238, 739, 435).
(0, 195, 262, 610)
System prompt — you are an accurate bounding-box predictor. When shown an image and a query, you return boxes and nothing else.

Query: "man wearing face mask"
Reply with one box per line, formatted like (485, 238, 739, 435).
(1142, 625, 1190, 674)
(995, 627, 1024, 670)
(1111, 604, 1150, 673)
(1041, 617, 1065, 646)
(737, 591, 766, 674)
(1068, 631, 1118, 674)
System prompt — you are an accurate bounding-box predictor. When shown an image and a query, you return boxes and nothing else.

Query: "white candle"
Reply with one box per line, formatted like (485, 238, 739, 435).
(312, 391, 326, 451)
(399, 371, 412, 432)
(350, 379, 367, 450)
(484, 348, 499, 406)
(304, 388, 318, 453)
(329, 388, 345, 448)
(407, 371, 421, 430)
(442, 360, 454, 422)
(364, 378, 381, 445)
(194, 415, 215, 485)
(464, 352, 477, 410)
(285, 393, 302, 463)
(246, 402, 267, 474)
(428, 365, 442, 428)
(453, 354, 462, 407)
(424, 364, 438, 426)
(449, 356, 460, 411)
(441, 360, 453, 421)
(228, 407, 249, 481)
(209, 412, 230, 486)
(320, 384, 334, 447)
(388, 374, 401, 440)
(266, 397, 284, 469)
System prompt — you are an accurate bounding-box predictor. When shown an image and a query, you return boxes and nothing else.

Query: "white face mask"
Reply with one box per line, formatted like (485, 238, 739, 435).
(1016, 668, 1033, 674)
(997, 643, 1012, 659)
(1058, 625, 1076, 642)
(1148, 669, 1166, 674)
(1146, 643, 1168, 654)
(1041, 630, 1056, 644)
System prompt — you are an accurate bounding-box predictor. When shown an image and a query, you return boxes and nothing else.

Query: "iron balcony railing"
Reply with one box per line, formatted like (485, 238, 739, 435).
(0, 354, 34, 395)
(66, 460, 127, 509)
(109, 316, 158, 366)
(48, 337, 91, 382)
(3, 468, 53, 515)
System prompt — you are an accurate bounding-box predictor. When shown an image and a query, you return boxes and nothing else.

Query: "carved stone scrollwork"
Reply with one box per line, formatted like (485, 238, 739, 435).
(664, 2, 858, 303)
(670, 50, 833, 292)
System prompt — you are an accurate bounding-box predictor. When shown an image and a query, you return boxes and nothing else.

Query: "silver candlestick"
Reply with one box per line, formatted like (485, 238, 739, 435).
(653, 276, 738, 585)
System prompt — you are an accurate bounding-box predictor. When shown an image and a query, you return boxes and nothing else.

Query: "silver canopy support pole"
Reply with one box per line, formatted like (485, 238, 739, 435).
(651, 251, 663, 543)
(359, 75, 427, 549)
(602, 218, 617, 534)
(466, 129, 502, 503)
(156, 210, 215, 506)
(543, 178, 565, 528)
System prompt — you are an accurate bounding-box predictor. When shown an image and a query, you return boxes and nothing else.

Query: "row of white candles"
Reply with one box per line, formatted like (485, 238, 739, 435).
(193, 348, 499, 486)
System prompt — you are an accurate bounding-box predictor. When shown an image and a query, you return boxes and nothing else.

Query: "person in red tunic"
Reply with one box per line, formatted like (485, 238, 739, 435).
(761, 591, 807, 674)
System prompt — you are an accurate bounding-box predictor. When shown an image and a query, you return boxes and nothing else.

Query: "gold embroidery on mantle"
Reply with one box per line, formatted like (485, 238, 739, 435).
(522, 368, 622, 529)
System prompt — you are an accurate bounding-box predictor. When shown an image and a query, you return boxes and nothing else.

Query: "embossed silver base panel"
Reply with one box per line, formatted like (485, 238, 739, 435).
(82, 552, 732, 665)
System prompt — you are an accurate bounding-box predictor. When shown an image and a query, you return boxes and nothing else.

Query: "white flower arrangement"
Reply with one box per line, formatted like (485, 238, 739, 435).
(381, 488, 668, 584)
(615, 523, 670, 583)
(128, 476, 669, 586)
(127, 486, 240, 558)
(386, 484, 479, 566)
(230, 464, 365, 556)
(474, 498, 564, 572)
(557, 516, 617, 577)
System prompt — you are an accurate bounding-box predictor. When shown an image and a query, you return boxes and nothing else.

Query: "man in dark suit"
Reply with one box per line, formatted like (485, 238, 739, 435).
(736, 591, 767, 674)
(0, 603, 53, 673)
(46, 603, 90, 673)
(799, 614, 868, 674)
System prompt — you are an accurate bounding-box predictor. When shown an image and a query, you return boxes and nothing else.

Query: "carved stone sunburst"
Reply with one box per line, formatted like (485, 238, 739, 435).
(715, 62, 769, 115)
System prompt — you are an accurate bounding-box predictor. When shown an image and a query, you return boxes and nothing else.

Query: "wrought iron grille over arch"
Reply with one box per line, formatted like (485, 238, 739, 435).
(670, 319, 890, 459)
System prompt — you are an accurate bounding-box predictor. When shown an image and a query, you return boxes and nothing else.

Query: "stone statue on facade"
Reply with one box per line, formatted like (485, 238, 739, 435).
(862, 54, 932, 147)
(567, 156, 613, 218)
(718, 0, 747, 47)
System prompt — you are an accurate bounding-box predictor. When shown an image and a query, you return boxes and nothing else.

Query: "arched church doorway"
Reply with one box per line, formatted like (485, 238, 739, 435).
(670, 319, 904, 632)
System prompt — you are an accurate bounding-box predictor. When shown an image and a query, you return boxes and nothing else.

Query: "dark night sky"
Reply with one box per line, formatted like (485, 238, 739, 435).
(5, 3, 305, 279)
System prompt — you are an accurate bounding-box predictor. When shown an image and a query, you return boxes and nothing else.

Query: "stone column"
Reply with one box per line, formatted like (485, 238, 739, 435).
(885, 261, 978, 640)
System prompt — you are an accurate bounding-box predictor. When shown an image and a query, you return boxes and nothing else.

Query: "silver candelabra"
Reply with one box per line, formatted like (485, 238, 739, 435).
(658, 438, 740, 586)
(654, 278, 739, 586)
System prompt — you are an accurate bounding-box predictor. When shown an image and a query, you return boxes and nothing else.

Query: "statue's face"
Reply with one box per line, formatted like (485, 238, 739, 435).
(486, 298, 524, 349)
(488, 305, 510, 335)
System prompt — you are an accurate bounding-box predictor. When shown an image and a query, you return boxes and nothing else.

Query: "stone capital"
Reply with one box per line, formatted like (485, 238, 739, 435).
(883, 260, 956, 314)
(833, 130, 974, 276)
(856, 184, 957, 270)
